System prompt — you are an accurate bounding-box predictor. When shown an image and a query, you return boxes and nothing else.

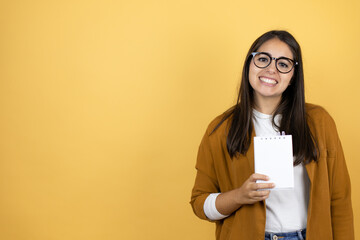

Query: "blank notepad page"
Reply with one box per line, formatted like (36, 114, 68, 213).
(254, 135, 294, 189)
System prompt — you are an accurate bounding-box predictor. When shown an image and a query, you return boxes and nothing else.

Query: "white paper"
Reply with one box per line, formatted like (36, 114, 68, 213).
(254, 135, 294, 189)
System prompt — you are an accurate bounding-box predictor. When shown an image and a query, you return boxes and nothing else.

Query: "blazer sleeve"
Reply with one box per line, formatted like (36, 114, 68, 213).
(190, 129, 220, 221)
(327, 117, 354, 239)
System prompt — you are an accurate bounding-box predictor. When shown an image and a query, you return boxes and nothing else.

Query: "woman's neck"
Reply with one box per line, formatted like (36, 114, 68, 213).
(253, 96, 281, 115)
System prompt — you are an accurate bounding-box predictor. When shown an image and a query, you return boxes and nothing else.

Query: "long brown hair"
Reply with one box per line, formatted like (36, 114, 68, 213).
(214, 30, 318, 165)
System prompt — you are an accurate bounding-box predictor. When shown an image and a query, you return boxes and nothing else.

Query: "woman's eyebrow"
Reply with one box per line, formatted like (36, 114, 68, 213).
(262, 52, 293, 59)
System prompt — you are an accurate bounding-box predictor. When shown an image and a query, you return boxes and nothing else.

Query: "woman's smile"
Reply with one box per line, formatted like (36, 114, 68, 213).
(259, 76, 278, 86)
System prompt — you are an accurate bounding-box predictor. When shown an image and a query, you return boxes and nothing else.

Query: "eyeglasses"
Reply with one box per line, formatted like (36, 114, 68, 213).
(251, 52, 298, 74)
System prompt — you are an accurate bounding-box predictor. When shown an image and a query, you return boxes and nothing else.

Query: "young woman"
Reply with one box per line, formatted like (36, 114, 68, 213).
(190, 30, 354, 240)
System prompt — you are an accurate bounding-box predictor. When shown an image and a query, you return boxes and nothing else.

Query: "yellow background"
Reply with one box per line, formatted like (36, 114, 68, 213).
(0, 0, 359, 239)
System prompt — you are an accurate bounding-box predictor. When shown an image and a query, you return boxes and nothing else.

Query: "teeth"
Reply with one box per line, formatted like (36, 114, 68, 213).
(259, 77, 277, 84)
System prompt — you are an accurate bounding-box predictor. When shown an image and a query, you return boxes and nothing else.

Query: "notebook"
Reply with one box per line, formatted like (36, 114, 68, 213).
(254, 135, 294, 189)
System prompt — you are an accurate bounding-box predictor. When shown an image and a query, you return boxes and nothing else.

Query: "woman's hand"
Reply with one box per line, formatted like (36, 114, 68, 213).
(234, 173, 275, 205)
(216, 173, 274, 215)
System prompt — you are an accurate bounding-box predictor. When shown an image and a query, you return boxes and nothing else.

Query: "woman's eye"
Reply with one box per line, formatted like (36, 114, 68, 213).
(258, 57, 269, 62)
(278, 62, 289, 68)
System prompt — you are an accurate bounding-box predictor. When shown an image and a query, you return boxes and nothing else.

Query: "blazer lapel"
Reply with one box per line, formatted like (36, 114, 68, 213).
(231, 128, 256, 189)
(246, 128, 256, 173)
(305, 160, 315, 185)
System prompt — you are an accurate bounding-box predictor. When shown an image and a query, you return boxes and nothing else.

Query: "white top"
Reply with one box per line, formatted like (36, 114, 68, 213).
(204, 109, 310, 232)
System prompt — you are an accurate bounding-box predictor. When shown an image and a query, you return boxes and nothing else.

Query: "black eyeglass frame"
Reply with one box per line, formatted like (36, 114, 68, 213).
(251, 52, 298, 74)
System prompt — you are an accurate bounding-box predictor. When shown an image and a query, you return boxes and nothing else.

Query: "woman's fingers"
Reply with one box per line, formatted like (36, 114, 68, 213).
(250, 189, 270, 198)
(253, 182, 275, 190)
(249, 173, 269, 182)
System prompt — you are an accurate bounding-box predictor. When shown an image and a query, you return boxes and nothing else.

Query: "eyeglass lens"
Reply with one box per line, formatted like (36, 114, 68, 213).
(253, 53, 294, 73)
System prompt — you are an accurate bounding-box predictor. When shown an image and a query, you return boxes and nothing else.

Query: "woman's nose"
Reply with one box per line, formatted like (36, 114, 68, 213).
(266, 59, 277, 73)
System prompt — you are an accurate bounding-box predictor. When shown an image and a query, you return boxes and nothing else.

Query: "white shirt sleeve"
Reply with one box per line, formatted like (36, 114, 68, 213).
(203, 193, 229, 220)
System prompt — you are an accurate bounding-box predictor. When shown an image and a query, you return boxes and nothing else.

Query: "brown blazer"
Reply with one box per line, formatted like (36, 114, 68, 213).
(190, 104, 354, 240)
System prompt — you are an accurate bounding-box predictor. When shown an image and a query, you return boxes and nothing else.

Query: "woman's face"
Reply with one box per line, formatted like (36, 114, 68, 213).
(249, 38, 294, 106)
